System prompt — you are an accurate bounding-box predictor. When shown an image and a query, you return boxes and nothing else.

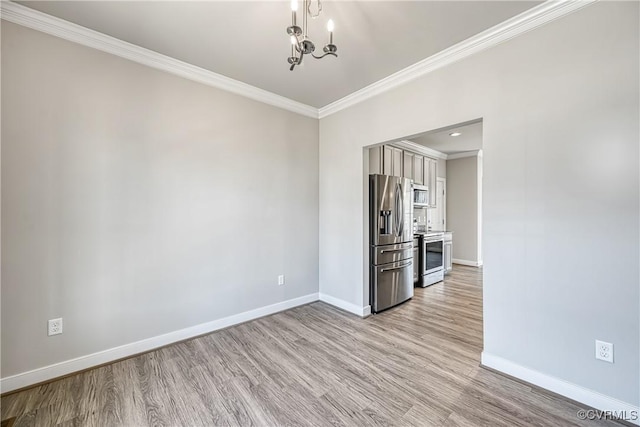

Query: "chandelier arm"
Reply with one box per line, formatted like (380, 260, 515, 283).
(311, 52, 337, 59)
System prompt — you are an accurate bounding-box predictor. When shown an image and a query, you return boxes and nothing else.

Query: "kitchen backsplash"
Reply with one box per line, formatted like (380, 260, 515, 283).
(414, 208, 428, 226)
(414, 207, 435, 230)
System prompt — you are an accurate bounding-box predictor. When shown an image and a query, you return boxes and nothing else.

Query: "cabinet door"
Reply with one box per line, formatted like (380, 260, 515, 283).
(369, 146, 383, 175)
(429, 159, 438, 206)
(391, 147, 403, 177)
(423, 158, 431, 191)
(382, 146, 393, 175)
(413, 155, 424, 185)
(444, 241, 453, 274)
(403, 151, 413, 179)
(413, 246, 419, 283)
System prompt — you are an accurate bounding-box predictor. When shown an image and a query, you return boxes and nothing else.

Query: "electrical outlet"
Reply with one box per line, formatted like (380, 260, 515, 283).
(278, 275, 285, 286)
(48, 318, 63, 336)
(595, 340, 613, 363)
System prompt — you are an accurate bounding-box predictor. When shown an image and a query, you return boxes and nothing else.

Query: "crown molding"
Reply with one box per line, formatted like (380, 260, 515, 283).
(0, 1, 319, 119)
(317, 0, 597, 119)
(392, 140, 449, 160)
(1, 0, 596, 121)
(447, 150, 481, 160)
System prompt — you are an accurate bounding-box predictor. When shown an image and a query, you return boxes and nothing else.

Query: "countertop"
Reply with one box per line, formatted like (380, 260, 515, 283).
(414, 230, 453, 236)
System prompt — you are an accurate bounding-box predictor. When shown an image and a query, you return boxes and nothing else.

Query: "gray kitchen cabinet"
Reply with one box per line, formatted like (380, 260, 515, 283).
(391, 147, 403, 177)
(369, 146, 383, 174)
(403, 151, 413, 179)
(428, 158, 438, 206)
(444, 232, 453, 274)
(413, 238, 420, 283)
(424, 158, 431, 189)
(421, 157, 438, 207)
(371, 146, 437, 199)
(383, 146, 393, 175)
(370, 145, 404, 177)
(413, 155, 424, 185)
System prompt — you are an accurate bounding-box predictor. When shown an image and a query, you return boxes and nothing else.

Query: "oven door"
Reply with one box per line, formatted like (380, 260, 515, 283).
(423, 238, 444, 275)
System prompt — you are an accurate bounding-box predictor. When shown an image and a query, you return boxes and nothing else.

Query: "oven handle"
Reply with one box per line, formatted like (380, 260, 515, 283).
(379, 244, 412, 253)
(424, 238, 444, 244)
(381, 261, 412, 273)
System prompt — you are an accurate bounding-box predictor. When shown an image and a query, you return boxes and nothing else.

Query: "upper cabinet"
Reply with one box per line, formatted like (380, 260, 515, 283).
(402, 151, 413, 180)
(370, 145, 438, 207)
(403, 153, 437, 208)
(370, 145, 403, 177)
(423, 158, 437, 206)
(390, 146, 403, 177)
(411, 155, 422, 185)
(369, 145, 383, 174)
(428, 158, 437, 206)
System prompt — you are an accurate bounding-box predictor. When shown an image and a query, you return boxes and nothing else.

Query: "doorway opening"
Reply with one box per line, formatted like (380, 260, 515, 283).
(362, 118, 484, 339)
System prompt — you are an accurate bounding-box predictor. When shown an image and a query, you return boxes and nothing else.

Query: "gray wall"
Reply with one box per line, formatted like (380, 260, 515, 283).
(1, 22, 319, 377)
(446, 156, 480, 263)
(319, 2, 639, 405)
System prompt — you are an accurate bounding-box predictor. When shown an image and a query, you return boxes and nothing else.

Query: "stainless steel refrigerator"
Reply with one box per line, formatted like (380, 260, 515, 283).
(369, 174, 414, 313)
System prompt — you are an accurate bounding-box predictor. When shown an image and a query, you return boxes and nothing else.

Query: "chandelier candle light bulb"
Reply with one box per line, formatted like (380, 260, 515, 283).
(291, 0, 297, 26)
(327, 19, 334, 44)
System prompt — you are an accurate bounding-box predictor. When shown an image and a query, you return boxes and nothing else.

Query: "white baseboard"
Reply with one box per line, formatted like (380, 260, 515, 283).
(319, 293, 369, 317)
(0, 292, 319, 394)
(482, 352, 640, 425)
(452, 258, 482, 267)
(362, 305, 372, 318)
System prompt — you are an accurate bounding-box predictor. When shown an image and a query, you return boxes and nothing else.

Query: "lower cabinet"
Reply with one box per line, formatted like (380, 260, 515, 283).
(413, 238, 420, 283)
(443, 232, 453, 275)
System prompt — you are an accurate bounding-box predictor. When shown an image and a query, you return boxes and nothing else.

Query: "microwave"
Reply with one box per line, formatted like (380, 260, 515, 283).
(413, 184, 429, 207)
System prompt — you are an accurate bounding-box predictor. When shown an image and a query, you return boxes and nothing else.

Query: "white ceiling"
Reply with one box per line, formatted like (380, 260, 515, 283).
(17, 1, 541, 108)
(410, 120, 482, 154)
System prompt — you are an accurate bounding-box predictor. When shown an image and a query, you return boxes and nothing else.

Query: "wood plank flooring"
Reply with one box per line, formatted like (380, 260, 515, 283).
(1, 266, 624, 426)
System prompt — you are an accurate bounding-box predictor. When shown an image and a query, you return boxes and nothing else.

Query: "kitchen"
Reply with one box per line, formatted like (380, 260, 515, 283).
(368, 121, 483, 313)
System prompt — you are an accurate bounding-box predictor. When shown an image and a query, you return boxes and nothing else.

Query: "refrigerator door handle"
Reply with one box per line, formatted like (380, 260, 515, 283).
(380, 244, 412, 253)
(381, 261, 412, 273)
(398, 183, 404, 237)
(395, 182, 404, 237)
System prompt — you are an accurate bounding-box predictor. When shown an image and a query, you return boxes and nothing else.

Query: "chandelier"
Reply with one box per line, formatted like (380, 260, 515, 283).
(287, 0, 337, 71)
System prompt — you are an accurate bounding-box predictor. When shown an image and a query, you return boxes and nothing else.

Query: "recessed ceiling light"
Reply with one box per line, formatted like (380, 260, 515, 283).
(449, 132, 462, 137)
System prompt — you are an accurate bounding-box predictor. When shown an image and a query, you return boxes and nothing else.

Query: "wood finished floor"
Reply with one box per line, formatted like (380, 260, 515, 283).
(1, 266, 623, 426)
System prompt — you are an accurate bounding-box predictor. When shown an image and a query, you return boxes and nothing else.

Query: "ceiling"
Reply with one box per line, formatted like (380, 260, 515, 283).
(410, 121, 482, 155)
(18, 1, 541, 108)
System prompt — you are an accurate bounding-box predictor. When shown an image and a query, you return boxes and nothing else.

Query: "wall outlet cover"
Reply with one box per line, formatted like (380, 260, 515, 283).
(278, 275, 285, 286)
(595, 340, 613, 363)
(48, 318, 63, 336)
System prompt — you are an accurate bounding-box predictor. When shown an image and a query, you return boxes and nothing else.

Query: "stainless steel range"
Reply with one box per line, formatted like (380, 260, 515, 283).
(369, 174, 414, 313)
(415, 231, 445, 287)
